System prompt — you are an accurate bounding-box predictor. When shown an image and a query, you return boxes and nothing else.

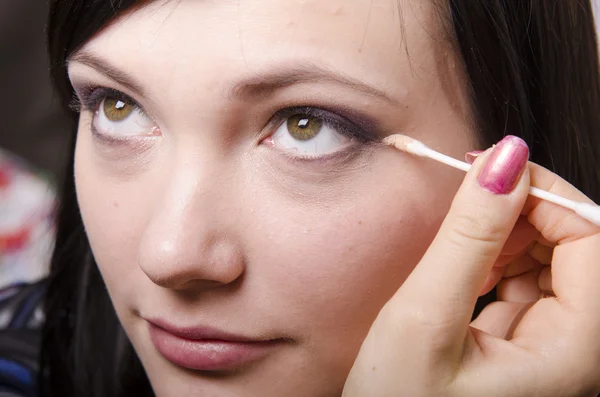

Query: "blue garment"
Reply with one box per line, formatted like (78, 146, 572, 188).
(0, 281, 45, 397)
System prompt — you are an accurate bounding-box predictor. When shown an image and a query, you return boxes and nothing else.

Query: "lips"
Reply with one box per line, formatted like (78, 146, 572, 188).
(147, 319, 283, 371)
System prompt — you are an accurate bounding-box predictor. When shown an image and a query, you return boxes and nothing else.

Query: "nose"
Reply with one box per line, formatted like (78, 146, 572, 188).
(137, 155, 244, 291)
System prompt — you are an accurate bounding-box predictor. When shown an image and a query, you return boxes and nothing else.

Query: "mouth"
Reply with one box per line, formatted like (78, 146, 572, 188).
(146, 319, 287, 372)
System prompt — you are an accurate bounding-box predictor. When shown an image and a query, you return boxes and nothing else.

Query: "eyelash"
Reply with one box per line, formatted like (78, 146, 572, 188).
(268, 106, 378, 145)
(72, 86, 141, 114)
(72, 86, 380, 145)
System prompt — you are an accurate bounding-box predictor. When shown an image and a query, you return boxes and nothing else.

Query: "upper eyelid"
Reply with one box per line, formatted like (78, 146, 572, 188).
(71, 81, 381, 143)
(271, 106, 379, 143)
(77, 86, 141, 109)
(73, 84, 158, 122)
(273, 107, 356, 132)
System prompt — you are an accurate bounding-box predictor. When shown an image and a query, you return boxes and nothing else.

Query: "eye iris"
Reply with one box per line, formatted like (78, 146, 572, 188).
(287, 115, 322, 141)
(103, 97, 134, 121)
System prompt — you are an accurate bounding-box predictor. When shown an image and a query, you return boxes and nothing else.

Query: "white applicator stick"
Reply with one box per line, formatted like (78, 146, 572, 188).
(383, 134, 600, 227)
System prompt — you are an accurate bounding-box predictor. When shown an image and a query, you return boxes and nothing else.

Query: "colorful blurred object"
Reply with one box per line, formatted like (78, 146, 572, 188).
(0, 148, 55, 289)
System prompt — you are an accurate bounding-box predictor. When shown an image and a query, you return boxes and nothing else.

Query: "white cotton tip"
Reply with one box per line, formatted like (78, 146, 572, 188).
(575, 202, 600, 227)
(382, 134, 428, 157)
(383, 134, 472, 171)
(383, 135, 600, 227)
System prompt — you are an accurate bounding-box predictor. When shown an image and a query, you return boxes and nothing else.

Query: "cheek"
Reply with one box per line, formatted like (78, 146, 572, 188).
(238, 151, 463, 375)
(74, 132, 157, 311)
(255, 198, 433, 319)
(243, 151, 461, 340)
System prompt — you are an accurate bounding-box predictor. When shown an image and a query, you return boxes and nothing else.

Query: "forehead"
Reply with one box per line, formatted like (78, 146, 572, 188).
(78, 0, 446, 99)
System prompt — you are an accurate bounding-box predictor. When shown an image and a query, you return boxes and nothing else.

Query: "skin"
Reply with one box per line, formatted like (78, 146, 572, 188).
(344, 151, 600, 397)
(69, 0, 478, 396)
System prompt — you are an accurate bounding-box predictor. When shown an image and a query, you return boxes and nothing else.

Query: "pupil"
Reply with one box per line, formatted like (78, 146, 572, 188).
(115, 100, 126, 110)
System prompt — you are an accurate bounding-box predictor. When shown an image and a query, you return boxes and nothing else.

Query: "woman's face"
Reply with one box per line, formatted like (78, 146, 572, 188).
(69, 0, 475, 395)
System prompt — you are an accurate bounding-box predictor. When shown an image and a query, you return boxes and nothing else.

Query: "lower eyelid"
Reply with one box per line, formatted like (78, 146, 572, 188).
(279, 147, 360, 163)
(264, 144, 376, 187)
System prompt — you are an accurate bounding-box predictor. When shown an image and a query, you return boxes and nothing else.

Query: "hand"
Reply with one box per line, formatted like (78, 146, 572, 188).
(343, 136, 600, 397)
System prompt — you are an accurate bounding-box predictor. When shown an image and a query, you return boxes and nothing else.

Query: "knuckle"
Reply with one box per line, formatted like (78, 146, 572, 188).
(538, 209, 580, 243)
(384, 299, 457, 350)
(447, 209, 507, 247)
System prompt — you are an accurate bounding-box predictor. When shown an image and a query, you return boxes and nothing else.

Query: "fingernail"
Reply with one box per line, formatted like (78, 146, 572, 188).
(477, 136, 529, 194)
(465, 150, 484, 164)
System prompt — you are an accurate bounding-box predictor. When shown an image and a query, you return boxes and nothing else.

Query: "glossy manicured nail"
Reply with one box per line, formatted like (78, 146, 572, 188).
(465, 150, 484, 164)
(477, 136, 529, 194)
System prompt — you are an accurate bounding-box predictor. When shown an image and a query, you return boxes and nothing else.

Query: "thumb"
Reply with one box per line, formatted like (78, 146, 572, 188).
(391, 136, 530, 349)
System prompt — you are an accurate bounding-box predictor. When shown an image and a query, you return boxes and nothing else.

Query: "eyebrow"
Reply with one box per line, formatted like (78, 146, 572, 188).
(69, 51, 147, 98)
(69, 51, 397, 105)
(229, 64, 398, 104)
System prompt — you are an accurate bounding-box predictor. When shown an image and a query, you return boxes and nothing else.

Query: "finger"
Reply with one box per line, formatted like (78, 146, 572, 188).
(392, 136, 530, 349)
(522, 163, 600, 313)
(470, 301, 532, 339)
(528, 241, 553, 265)
(499, 216, 539, 257)
(478, 215, 538, 295)
(479, 266, 504, 296)
(523, 162, 598, 243)
(497, 266, 542, 303)
(538, 266, 552, 294)
(503, 252, 540, 278)
(535, 234, 555, 248)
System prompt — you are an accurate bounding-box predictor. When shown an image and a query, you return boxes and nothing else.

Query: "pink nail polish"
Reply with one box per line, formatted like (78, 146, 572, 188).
(465, 150, 484, 164)
(477, 136, 529, 194)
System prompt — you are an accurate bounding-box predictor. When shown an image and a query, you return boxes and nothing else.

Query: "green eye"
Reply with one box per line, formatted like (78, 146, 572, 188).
(286, 115, 323, 141)
(103, 97, 135, 121)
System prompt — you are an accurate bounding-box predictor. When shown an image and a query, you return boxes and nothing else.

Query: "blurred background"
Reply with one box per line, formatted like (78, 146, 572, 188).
(0, 1, 599, 289)
(0, 1, 69, 288)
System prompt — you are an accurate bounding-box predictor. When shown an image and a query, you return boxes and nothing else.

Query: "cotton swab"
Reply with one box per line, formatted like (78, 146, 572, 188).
(383, 134, 600, 227)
